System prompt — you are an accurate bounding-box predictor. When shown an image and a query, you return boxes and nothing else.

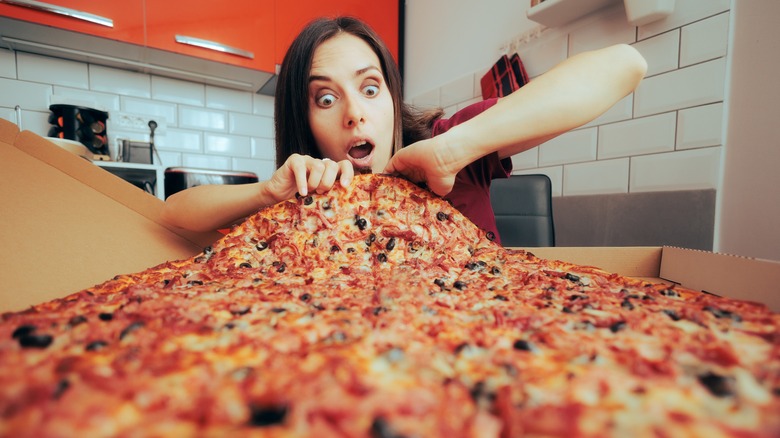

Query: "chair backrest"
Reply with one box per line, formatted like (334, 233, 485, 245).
(490, 174, 555, 247)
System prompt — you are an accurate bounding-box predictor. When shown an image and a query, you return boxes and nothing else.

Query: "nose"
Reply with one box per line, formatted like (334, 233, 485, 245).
(343, 94, 365, 128)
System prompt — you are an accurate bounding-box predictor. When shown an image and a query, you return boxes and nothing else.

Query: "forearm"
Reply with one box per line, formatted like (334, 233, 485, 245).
(160, 181, 276, 232)
(439, 44, 647, 169)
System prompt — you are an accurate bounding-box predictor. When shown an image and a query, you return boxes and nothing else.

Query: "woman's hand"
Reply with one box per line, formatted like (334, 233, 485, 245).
(383, 136, 460, 197)
(261, 154, 354, 204)
(161, 154, 353, 232)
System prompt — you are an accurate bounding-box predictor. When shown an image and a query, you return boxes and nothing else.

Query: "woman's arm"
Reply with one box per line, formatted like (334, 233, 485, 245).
(161, 154, 353, 231)
(385, 44, 648, 196)
(160, 181, 275, 232)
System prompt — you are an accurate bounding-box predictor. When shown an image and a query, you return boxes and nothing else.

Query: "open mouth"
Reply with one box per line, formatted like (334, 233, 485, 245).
(348, 142, 374, 159)
(346, 141, 375, 170)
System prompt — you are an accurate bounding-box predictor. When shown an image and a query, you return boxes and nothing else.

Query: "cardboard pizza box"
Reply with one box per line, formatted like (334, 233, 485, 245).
(0, 118, 221, 313)
(2, 119, 778, 314)
(528, 246, 780, 312)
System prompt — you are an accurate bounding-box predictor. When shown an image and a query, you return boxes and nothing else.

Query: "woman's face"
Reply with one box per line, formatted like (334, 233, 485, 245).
(307, 33, 395, 174)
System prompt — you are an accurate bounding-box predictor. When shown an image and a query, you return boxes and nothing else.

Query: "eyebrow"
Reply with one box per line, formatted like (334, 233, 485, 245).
(309, 65, 382, 83)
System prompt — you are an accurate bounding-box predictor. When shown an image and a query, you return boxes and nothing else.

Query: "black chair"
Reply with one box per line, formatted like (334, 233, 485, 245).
(490, 174, 555, 247)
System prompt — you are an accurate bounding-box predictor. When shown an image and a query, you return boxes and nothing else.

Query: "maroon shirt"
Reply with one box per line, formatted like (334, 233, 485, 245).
(432, 98, 513, 245)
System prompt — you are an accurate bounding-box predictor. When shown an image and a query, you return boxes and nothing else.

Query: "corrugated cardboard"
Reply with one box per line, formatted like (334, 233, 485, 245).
(2, 118, 779, 314)
(659, 246, 780, 312)
(525, 246, 663, 278)
(526, 246, 780, 312)
(0, 119, 221, 312)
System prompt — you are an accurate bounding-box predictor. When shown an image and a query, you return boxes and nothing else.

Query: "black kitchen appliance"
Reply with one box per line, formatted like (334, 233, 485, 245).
(164, 167, 259, 199)
(47, 104, 109, 157)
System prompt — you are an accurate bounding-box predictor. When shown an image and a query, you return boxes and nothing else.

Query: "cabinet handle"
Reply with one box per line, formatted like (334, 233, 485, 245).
(0, 0, 113, 27)
(175, 35, 254, 60)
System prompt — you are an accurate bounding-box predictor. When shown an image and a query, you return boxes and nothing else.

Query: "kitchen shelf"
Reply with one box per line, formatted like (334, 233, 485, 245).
(527, 0, 621, 27)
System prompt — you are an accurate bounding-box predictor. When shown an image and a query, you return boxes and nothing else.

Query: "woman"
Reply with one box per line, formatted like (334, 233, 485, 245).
(162, 17, 646, 243)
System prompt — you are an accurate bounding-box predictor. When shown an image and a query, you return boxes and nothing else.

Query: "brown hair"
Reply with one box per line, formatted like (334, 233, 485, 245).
(274, 16, 443, 168)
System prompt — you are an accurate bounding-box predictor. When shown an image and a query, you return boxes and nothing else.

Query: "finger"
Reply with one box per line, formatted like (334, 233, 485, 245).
(382, 156, 396, 174)
(383, 155, 422, 183)
(306, 159, 327, 194)
(289, 155, 310, 197)
(383, 155, 404, 175)
(315, 160, 340, 194)
(339, 160, 354, 187)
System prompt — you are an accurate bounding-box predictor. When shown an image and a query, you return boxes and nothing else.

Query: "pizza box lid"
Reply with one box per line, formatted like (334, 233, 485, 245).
(0, 118, 221, 313)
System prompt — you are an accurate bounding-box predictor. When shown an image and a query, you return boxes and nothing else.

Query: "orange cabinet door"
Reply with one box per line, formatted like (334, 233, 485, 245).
(275, 0, 399, 67)
(0, 0, 144, 45)
(145, 0, 275, 72)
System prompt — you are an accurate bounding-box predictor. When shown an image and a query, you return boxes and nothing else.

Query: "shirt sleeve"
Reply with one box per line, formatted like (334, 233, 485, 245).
(433, 99, 513, 244)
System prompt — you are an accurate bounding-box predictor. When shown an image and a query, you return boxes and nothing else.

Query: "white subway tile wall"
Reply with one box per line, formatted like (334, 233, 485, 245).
(410, 89, 440, 110)
(568, 6, 636, 55)
(251, 137, 275, 161)
(229, 113, 273, 137)
(439, 75, 475, 109)
(179, 106, 227, 132)
(511, 147, 538, 171)
(519, 33, 567, 78)
(582, 94, 633, 128)
(0, 107, 15, 124)
(17, 52, 88, 89)
(206, 86, 253, 113)
(539, 128, 598, 167)
(636, 58, 726, 118)
(151, 76, 205, 106)
(598, 112, 677, 159)
(403, 2, 731, 198)
(0, 47, 276, 179)
(121, 97, 177, 125)
(676, 103, 723, 150)
(0, 75, 51, 112)
(0, 49, 15, 79)
(204, 133, 252, 158)
(564, 158, 630, 196)
(252, 95, 274, 117)
(679, 12, 730, 68)
(630, 147, 722, 193)
(0, 0, 731, 189)
(57, 86, 120, 113)
(633, 29, 679, 77)
(90, 65, 151, 99)
(638, 0, 730, 41)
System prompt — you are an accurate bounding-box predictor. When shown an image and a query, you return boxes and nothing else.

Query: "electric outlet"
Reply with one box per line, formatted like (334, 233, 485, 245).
(108, 111, 167, 134)
(116, 113, 148, 131)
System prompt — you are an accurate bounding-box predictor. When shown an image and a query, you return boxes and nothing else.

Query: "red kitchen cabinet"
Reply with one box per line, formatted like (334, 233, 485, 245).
(275, 0, 399, 67)
(0, 0, 144, 45)
(144, 0, 275, 72)
(0, 0, 399, 85)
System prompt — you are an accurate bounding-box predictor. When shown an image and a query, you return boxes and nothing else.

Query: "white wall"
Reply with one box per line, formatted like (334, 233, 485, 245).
(0, 51, 278, 181)
(717, 0, 780, 261)
(403, 0, 780, 261)
(403, 0, 537, 98)
(405, 0, 730, 199)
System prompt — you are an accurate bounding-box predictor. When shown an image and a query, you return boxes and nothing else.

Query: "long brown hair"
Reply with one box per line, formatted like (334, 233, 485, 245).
(274, 16, 443, 168)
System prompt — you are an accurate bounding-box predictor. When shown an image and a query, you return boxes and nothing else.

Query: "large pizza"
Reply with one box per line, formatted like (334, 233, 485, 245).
(1, 174, 778, 437)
